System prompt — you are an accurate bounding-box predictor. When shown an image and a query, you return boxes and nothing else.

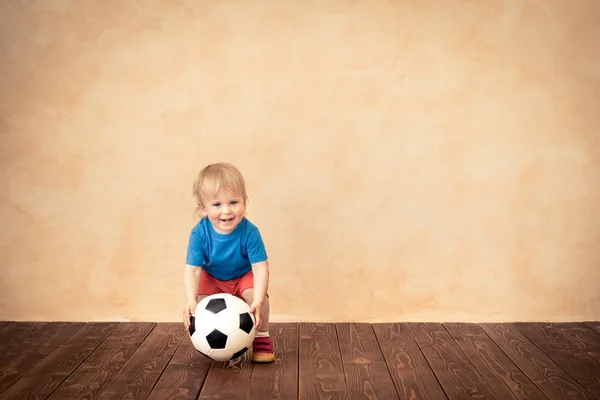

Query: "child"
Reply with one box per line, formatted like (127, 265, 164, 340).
(182, 162, 274, 363)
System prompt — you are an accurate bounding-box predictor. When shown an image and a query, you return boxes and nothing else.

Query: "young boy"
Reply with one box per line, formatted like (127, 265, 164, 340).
(182, 162, 274, 363)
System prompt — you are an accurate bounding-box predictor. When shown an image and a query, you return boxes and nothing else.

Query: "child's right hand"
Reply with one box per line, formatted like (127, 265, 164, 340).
(183, 300, 198, 329)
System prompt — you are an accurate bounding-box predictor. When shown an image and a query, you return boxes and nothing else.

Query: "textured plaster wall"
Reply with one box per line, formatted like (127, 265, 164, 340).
(1, 1, 599, 322)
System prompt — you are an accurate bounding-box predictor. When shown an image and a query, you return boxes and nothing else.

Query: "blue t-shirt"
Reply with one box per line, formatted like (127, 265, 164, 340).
(185, 217, 268, 280)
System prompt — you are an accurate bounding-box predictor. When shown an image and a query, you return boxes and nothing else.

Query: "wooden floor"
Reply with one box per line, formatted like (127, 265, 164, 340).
(0, 321, 599, 399)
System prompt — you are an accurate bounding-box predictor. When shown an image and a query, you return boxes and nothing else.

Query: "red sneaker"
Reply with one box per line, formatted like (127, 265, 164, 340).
(252, 336, 275, 362)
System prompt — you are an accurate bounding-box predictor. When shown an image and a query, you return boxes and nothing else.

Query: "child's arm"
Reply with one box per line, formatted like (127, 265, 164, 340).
(250, 260, 269, 329)
(183, 264, 201, 329)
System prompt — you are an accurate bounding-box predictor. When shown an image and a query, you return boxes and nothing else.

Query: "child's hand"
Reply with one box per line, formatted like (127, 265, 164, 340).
(183, 299, 197, 329)
(249, 301, 262, 331)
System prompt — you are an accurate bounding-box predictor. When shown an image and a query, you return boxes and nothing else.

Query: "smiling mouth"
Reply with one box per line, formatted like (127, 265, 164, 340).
(220, 217, 234, 222)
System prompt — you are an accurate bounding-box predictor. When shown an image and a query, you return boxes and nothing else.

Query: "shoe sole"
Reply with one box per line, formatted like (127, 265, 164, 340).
(252, 354, 275, 363)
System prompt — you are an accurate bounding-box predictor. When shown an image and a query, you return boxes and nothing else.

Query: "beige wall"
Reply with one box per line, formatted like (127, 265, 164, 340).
(1, 1, 599, 323)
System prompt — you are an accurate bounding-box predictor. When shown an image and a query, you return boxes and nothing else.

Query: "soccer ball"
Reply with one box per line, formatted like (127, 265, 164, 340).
(188, 293, 256, 361)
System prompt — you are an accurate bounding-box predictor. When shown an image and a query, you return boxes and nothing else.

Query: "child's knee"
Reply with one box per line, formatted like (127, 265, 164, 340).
(241, 288, 254, 302)
(196, 294, 208, 303)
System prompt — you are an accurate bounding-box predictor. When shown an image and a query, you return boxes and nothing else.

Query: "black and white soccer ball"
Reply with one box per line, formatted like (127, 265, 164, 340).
(188, 293, 256, 361)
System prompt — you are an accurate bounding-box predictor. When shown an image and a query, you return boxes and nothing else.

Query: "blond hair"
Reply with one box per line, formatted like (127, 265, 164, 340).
(192, 163, 249, 209)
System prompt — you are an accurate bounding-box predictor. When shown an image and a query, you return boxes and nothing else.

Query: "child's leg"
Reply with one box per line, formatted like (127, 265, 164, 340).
(240, 288, 270, 333)
(237, 271, 274, 363)
(196, 294, 208, 304)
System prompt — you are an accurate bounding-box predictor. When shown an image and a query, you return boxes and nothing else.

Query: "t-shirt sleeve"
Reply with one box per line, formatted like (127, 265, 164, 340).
(246, 227, 268, 264)
(185, 229, 204, 267)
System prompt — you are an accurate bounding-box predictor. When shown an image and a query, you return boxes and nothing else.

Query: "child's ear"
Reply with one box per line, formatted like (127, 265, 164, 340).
(198, 201, 207, 215)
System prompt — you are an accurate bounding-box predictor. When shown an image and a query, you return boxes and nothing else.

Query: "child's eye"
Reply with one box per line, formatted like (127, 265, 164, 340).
(212, 203, 220, 207)
(231, 201, 238, 205)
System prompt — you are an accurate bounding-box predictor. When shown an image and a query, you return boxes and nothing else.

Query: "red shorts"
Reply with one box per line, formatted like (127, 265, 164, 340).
(198, 269, 255, 298)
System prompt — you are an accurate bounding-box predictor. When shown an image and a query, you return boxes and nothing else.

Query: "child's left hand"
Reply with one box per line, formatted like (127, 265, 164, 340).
(249, 301, 262, 331)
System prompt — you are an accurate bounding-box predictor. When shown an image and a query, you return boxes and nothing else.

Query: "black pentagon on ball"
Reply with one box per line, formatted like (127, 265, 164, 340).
(206, 329, 228, 349)
(232, 347, 249, 359)
(189, 315, 196, 336)
(205, 298, 227, 314)
(239, 312, 254, 334)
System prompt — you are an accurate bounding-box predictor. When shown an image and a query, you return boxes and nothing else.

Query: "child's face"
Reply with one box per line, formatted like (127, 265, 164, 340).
(200, 189, 246, 234)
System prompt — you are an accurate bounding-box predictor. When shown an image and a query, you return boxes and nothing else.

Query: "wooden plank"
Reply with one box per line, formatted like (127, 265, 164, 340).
(298, 322, 347, 400)
(249, 323, 299, 400)
(96, 323, 185, 400)
(48, 322, 155, 400)
(147, 332, 212, 400)
(197, 351, 254, 399)
(516, 323, 600, 397)
(0, 322, 47, 357)
(336, 323, 398, 400)
(481, 323, 595, 400)
(1, 320, 597, 399)
(0, 322, 85, 394)
(0, 321, 13, 333)
(583, 322, 600, 336)
(409, 322, 498, 399)
(372, 323, 446, 400)
(444, 323, 545, 399)
(0, 322, 118, 399)
(553, 322, 600, 363)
